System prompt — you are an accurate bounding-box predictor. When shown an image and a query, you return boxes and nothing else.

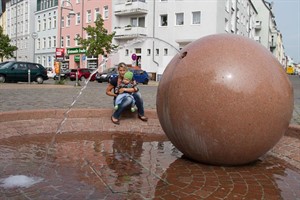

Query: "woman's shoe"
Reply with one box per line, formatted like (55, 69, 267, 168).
(111, 116, 120, 125)
(138, 115, 148, 122)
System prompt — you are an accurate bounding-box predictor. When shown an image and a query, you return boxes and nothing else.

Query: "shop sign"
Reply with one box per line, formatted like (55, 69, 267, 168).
(67, 48, 86, 55)
(74, 55, 80, 62)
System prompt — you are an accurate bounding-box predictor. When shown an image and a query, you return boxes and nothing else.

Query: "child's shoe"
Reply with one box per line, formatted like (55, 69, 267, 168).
(114, 105, 119, 110)
(131, 107, 136, 112)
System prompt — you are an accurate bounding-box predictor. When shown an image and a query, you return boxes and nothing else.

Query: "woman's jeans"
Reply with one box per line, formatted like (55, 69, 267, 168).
(112, 92, 145, 119)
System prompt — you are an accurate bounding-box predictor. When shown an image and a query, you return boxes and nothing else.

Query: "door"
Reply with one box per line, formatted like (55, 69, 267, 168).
(7, 62, 28, 82)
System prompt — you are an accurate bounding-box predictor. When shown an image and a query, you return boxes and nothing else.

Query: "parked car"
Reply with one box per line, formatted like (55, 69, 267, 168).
(95, 67, 118, 83)
(96, 67, 149, 84)
(53, 68, 70, 80)
(69, 68, 96, 81)
(46, 67, 56, 79)
(0, 61, 48, 84)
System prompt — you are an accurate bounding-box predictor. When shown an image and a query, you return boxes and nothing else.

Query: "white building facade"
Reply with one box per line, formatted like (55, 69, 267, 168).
(6, 0, 36, 62)
(34, 0, 58, 69)
(112, 0, 258, 80)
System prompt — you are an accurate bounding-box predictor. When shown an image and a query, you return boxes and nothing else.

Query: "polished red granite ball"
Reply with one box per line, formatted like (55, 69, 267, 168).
(156, 34, 294, 165)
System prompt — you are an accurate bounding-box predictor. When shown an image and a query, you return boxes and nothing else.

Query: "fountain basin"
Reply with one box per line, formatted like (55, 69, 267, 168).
(0, 109, 300, 199)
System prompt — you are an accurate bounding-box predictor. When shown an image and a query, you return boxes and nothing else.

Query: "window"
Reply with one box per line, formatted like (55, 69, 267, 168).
(53, 36, 56, 47)
(164, 48, 168, 55)
(156, 49, 159, 55)
(94, 8, 100, 21)
(192, 11, 201, 24)
(37, 39, 41, 49)
(43, 37, 46, 48)
(125, 49, 129, 56)
(176, 13, 184, 25)
(75, 34, 80, 46)
(48, 56, 52, 66)
(66, 15, 70, 27)
(160, 14, 168, 26)
(135, 48, 141, 54)
(43, 56, 46, 66)
(147, 49, 151, 56)
(66, 35, 70, 47)
(76, 0, 80, 3)
(37, 19, 41, 31)
(48, 17, 52, 29)
(76, 13, 81, 25)
(86, 10, 91, 23)
(43, 19, 47, 30)
(53, 16, 57, 28)
(131, 17, 145, 27)
(48, 37, 51, 48)
(103, 6, 109, 19)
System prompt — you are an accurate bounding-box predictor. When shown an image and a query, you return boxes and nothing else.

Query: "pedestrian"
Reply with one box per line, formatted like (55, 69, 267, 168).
(106, 62, 148, 125)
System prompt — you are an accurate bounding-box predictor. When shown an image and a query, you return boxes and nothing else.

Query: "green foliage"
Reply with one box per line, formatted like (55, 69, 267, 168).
(76, 15, 118, 57)
(0, 26, 18, 62)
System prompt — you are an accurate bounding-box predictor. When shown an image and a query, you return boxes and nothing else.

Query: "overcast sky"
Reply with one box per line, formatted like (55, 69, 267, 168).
(272, 0, 300, 63)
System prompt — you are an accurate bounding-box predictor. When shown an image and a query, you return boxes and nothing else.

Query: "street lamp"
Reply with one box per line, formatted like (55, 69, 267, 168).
(58, 0, 75, 82)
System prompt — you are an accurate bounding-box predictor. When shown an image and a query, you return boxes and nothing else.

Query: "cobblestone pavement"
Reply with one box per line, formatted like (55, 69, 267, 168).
(0, 76, 299, 124)
(0, 77, 300, 199)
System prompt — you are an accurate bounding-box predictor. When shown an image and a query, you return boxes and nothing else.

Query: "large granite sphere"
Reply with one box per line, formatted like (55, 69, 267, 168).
(156, 34, 294, 165)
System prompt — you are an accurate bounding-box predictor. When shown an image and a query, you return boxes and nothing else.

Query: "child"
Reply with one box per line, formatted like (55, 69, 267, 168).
(114, 71, 137, 112)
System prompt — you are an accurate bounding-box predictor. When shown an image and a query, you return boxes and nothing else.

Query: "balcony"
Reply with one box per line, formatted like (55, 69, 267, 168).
(114, 1, 148, 16)
(114, 26, 147, 40)
(255, 21, 262, 29)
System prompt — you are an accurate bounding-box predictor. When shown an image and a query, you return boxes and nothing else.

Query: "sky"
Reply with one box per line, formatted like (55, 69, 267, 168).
(272, 0, 300, 63)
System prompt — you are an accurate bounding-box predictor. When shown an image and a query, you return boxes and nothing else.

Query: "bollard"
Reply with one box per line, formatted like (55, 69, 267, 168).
(74, 71, 80, 86)
(28, 69, 31, 84)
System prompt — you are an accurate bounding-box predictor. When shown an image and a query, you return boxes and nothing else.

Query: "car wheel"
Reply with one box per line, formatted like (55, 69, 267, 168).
(143, 80, 149, 85)
(0, 74, 5, 83)
(80, 76, 86, 81)
(36, 76, 44, 84)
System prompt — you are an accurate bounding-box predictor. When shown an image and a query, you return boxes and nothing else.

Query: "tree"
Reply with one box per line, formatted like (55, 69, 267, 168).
(0, 26, 18, 62)
(76, 15, 118, 57)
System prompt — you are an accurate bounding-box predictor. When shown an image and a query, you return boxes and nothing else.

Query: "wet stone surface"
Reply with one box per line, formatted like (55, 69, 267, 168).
(0, 131, 300, 200)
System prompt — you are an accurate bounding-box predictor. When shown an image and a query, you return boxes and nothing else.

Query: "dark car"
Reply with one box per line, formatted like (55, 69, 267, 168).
(95, 67, 118, 83)
(0, 61, 48, 84)
(96, 67, 149, 85)
(69, 68, 96, 81)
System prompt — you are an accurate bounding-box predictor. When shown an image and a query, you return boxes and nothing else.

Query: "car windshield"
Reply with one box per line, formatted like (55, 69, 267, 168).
(71, 69, 77, 72)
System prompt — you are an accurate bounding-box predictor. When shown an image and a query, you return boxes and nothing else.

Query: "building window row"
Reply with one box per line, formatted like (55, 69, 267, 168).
(37, 36, 56, 49)
(160, 11, 201, 27)
(37, 13, 57, 31)
(37, 0, 58, 11)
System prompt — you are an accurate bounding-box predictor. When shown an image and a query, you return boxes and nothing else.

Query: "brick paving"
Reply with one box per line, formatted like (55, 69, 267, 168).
(0, 78, 300, 199)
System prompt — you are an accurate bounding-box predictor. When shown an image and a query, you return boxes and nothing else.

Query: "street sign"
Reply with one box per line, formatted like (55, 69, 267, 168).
(31, 32, 38, 39)
(131, 53, 137, 60)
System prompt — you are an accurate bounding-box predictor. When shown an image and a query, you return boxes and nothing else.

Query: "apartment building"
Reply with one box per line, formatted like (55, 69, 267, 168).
(35, 0, 58, 69)
(58, 0, 112, 70)
(6, 0, 36, 62)
(112, 0, 258, 80)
